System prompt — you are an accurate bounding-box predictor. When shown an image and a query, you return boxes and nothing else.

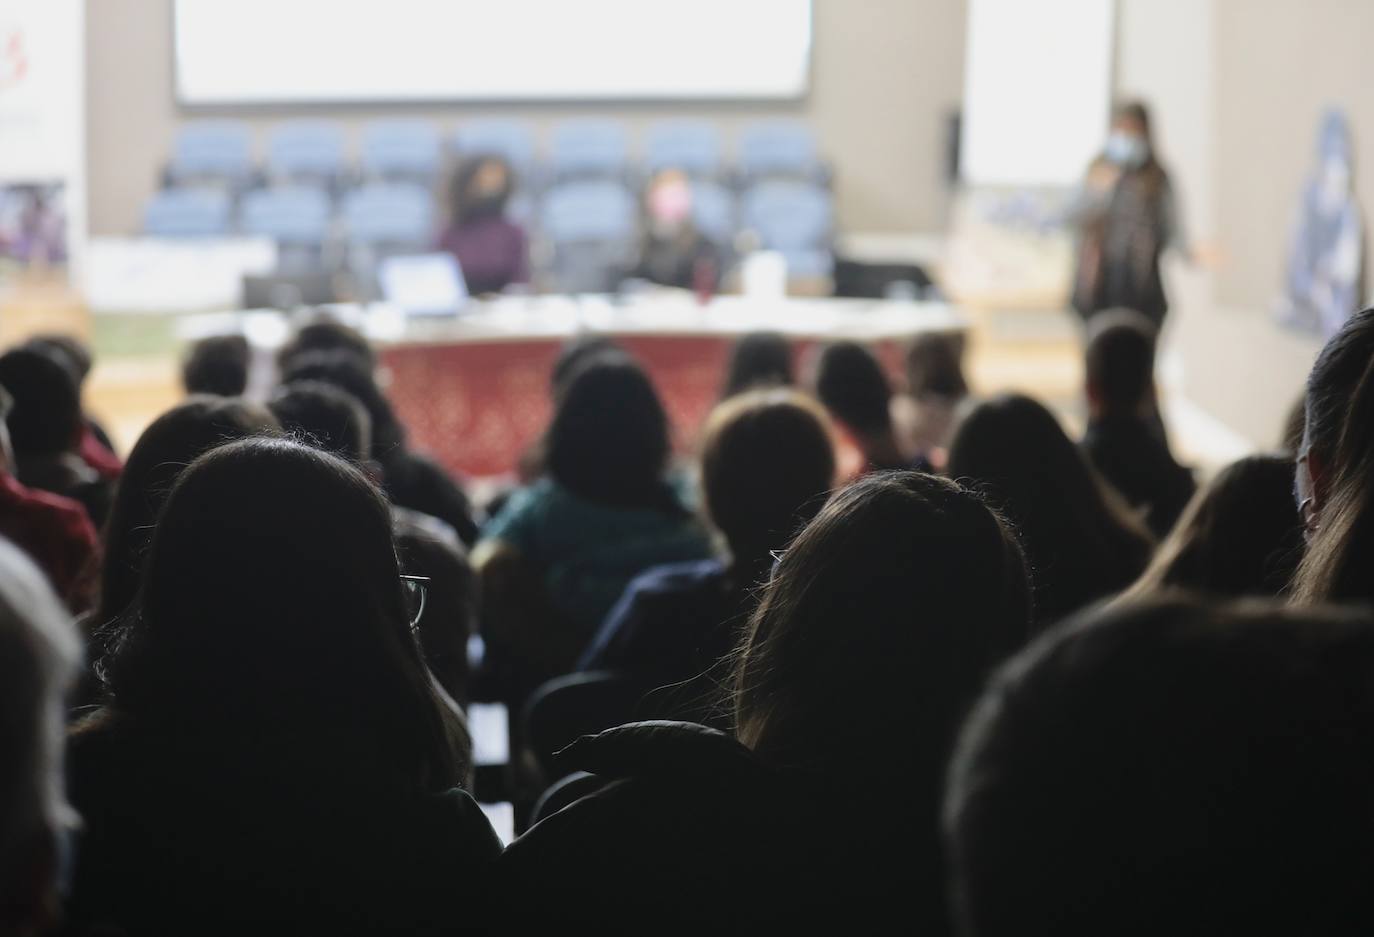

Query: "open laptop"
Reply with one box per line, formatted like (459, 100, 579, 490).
(377, 252, 470, 316)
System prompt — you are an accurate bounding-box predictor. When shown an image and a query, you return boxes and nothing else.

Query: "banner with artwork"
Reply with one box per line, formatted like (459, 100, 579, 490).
(0, 0, 85, 279)
(1278, 109, 1366, 339)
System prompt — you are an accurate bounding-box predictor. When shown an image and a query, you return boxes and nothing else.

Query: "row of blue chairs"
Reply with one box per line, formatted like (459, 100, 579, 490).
(167, 118, 827, 185)
(144, 174, 835, 283)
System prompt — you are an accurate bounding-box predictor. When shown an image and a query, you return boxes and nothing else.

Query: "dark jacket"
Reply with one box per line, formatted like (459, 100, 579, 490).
(66, 718, 501, 936)
(1083, 415, 1196, 539)
(500, 721, 941, 935)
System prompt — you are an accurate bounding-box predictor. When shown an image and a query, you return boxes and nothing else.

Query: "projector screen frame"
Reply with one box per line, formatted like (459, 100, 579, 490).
(170, 0, 814, 108)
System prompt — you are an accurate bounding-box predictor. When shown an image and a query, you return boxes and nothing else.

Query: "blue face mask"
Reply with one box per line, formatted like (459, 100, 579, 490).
(1105, 132, 1148, 169)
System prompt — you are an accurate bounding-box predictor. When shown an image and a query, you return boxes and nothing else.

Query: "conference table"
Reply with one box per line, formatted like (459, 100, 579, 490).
(190, 292, 968, 479)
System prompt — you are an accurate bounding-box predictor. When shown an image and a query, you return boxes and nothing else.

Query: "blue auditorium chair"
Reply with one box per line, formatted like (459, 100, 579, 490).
(168, 122, 255, 185)
(142, 188, 233, 237)
(267, 121, 346, 182)
(644, 120, 723, 177)
(361, 120, 442, 181)
(453, 119, 537, 179)
(741, 179, 835, 279)
(690, 179, 737, 246)
(549, 120, 629, 180)
(343, 182, 434, 248)
(738, 120, 822, 181)
(239, 185, 334, 269)
(540, 179, 637, 293)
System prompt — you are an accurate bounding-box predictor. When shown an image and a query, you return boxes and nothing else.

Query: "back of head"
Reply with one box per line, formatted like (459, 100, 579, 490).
(0, 346, 81, 458)
(735, 472, 1030, 791)
(1084, 309, 1158, 417)
(98, 397, 277, 626)
(721, 332, 794, 400)
(946, 597, 1374, 936)
(269, 381, 372, 463)
(281, 349, 403, 456)
(0, 539, 79, 930)
(947, 394, 1152, 624)
(700, 389, 835, 565)
(23, 334, 92, 386)
(906, 331, 969, 401)
(546, 354, 672, 508)
(813, 341, 893, 435)
(276, 318, 377, 373)
(1132, 455, 1303, 599)
(181, 334, 250, 398)
(549, 334, 621, 402)
(1294, 306, 1374, 603)
(106, 438, 458, 788)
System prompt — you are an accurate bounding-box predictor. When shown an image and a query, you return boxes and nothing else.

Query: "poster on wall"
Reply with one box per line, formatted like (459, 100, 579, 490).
(1278, 109, 1365, 339)
(0, 1, 85, 282)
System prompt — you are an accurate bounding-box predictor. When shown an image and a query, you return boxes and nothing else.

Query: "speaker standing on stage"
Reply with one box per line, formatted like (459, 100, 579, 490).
(1069, 101, 1191, 328)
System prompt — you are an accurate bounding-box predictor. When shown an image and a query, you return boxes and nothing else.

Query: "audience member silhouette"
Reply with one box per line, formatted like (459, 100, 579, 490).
(0, 388, 98, 613)
(1126, 455, 1302, 599)
(269, 380, 372, 465)
(0, 346, 113, 528)
(897, 330, 969, 469)
(67, 439, 494, 936)
(813, 340, 910, 472)
(0, 539, 81, 937)
(1080, 309, 1194, 538)
(180, 334, 250, 398)
(580, 388, 836, 722)
(719, 331, 794, 400)
(502, 472, 1030, 934)
(277, 318, 378, 373)
(478, 355, 712, 701)
(948, 393, 1153, 628)
(946, 597, 1374, 936)
(23, 334, 121, 479)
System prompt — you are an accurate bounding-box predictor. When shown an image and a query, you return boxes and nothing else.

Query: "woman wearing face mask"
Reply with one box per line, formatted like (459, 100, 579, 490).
(437, 155, 530, 296)
(1069, 101, 1190, 328)
(630, 168, 720, 291)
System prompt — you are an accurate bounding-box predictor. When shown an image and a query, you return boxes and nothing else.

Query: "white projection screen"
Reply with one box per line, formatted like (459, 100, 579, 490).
(961, 0, 1116, 187)
(174, 0, 812, 104)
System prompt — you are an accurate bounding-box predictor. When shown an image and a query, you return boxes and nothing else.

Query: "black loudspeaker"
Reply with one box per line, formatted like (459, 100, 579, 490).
(832, 260, 934, 299)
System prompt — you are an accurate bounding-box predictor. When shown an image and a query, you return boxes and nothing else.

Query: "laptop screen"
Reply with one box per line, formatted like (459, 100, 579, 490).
(378, 252, 469, 315)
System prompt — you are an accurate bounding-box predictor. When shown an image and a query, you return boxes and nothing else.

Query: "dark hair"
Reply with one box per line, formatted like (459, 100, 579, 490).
(181, 335, 250, 398)
(947, 394, 1153, 627)
(269, 381, 372, 463)
(545, 354, 675, 509)
(946, 597, 1374, 936)
(97, 398, 278, 629)
(102, 438, 465, 789)
(906, 332, 968, 401)
(1280, 394, 1307, 456)
(700, 389, 834, 567)
(0, 346, 82, 457)
(23, 334, 92, 384)
(1114, 99, 1153, 143)
(276, 319, 377, 373)
(734, 472, 1030, 790)
(549, 334, 621, 402)
(281, 350, 404, 456)
(1128, 456, 1303, 599)
(721, 332, 794, 400)
(813, 342, 893, 435)
(1293, 307, 1374, 603)
(449, 155, 513, 226)
(1084, 309, 1158, 414)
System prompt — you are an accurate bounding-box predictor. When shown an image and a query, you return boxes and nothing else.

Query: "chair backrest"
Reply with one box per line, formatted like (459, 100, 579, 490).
(522, 672, 642, 781)
(738, 120, 819, 178)
(742, 179, 835, 278)
(540, 180, 637, 244)
(239, 185, 332, 245)
(142, 188, 233, 237)
(528, 771, 608, 829)
(343, 182, 434, 246)
(361, 120, 442, 180)
(550, 120, 629, 178)
(170, 121, 254, 181)
(453, 120, 537, 178)
(644, 121, 723, 177)
(267, 121, 346, 179)
(690, 180, 737, 245)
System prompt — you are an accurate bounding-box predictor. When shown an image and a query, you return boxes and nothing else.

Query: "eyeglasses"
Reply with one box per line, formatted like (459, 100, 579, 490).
(400, 575, 430, 632)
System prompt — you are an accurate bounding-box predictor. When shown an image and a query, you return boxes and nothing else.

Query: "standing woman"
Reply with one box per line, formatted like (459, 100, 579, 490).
(1071, 101, 1190, 328)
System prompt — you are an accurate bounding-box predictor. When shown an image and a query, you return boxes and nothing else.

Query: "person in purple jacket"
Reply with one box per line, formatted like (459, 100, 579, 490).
(437, 155, 530, 296)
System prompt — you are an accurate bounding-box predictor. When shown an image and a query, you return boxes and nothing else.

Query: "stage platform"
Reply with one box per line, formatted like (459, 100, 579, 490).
(180, 293, 968, 479)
